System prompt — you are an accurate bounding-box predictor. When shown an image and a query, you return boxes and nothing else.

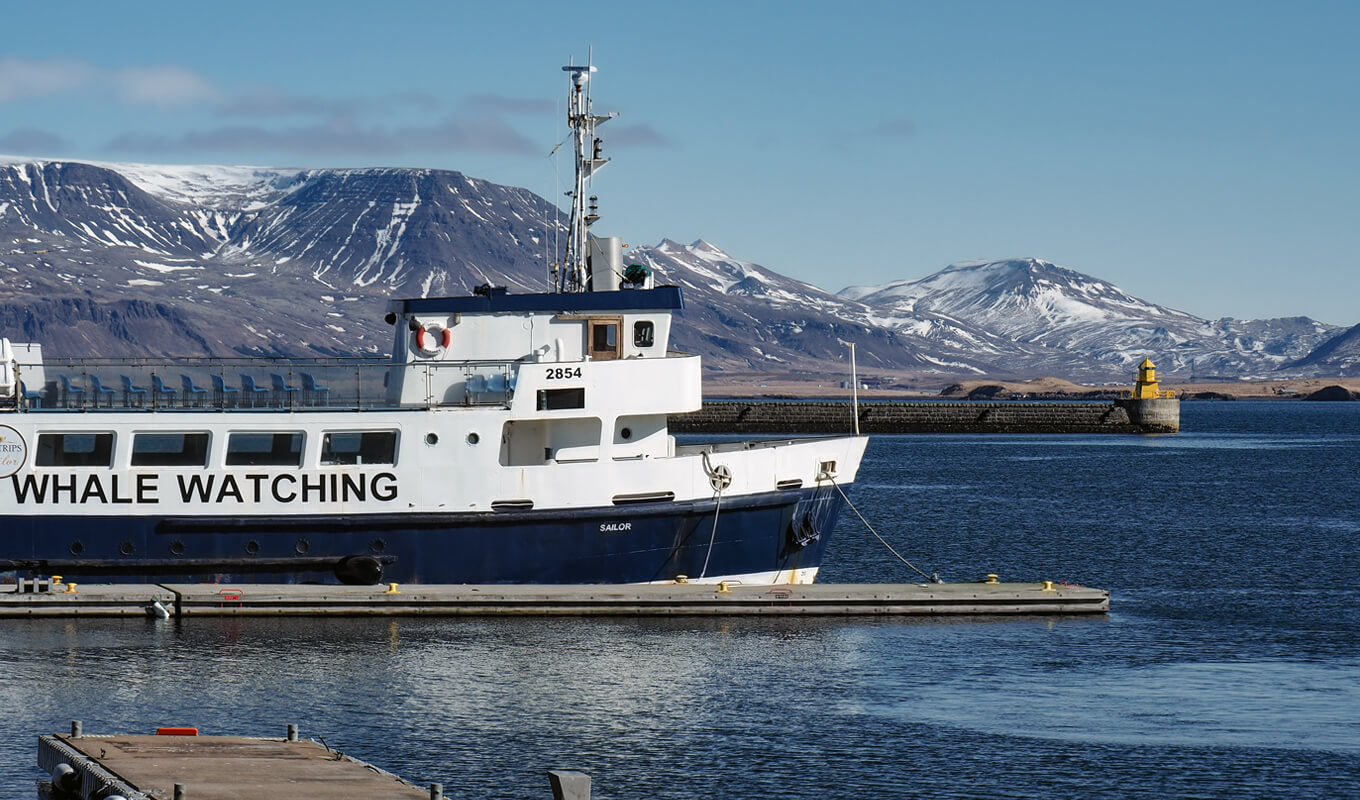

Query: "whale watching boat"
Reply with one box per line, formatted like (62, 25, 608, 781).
(0, 63, 867, 586)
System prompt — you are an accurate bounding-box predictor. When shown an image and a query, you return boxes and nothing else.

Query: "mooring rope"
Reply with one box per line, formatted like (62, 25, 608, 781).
(830, 478, 941, 583)
(700, 450, 732, 579)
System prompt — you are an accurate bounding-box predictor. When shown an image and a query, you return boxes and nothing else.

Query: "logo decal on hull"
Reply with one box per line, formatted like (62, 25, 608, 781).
(0, 425, 26, 478)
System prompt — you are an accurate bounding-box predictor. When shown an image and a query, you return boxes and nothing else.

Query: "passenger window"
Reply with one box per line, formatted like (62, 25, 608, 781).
(226, 432, 304, 466)
(538, 388, 586, 411)
(633, 321, 654, 348)
(321, 431, 398, 465)
(132, 432, 210, 467)
(35, 433, 114, 467)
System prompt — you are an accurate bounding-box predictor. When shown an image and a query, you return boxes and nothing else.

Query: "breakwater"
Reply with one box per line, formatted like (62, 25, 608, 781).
(671, 399, 1179, 434)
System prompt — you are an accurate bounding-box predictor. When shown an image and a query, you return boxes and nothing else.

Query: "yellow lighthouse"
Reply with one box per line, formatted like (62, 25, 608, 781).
(1130, 358, 1173, 399)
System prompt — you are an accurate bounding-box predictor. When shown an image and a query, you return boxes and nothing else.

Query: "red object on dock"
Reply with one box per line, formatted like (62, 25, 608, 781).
(155, 727, 199, 736)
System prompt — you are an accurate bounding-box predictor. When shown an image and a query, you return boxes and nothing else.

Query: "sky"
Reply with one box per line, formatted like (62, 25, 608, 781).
(2, 1, 1358, 325)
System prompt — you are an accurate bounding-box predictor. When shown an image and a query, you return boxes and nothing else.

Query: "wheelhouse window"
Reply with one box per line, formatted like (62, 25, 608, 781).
(131, 432, 210, 467)
(321, 431, 398, 465)
(226, 432, 304, 466)
(36, 433, 114, 467)
(588, 317, 622, 361)
(633, 320, 655, 348)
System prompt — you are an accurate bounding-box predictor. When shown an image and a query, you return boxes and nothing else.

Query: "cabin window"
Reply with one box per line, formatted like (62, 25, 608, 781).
(131, 432, 210, 467)
(588, 317, 622, 361)
(538, 387, 585, 411)
(321, 431, 398, 465)
(633, 320, 655, 348)
(226, 432, 304, 467)
(35, 433, 114, 467)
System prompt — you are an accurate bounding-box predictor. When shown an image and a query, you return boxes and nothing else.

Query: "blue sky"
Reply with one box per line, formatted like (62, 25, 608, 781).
(3, 1, 1358, 324)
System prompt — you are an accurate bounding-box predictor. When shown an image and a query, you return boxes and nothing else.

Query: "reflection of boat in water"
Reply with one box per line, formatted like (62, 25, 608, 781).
(0, 62, 867, 586)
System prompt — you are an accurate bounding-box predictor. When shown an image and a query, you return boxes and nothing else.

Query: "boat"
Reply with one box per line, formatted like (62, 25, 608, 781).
(0, 62, 867, 586)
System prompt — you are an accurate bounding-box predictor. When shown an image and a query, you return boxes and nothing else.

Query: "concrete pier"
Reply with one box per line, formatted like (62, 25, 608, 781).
(3, 580, 1109, 617)
(670, 399, 1179, 434)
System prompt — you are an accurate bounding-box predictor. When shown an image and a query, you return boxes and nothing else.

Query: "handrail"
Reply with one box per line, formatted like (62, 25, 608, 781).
(7, 358, 522, 413)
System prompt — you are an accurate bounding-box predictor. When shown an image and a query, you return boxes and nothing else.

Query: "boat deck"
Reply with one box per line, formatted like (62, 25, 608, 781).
(7, 357, 516, 412)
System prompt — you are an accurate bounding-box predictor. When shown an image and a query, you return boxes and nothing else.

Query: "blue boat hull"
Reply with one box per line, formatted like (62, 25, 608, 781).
(0, 486, 844, 585)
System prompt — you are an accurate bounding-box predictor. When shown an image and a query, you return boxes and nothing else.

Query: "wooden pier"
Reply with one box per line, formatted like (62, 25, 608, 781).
(2, 579, 1108, 617)
(38, 724, 595, 800)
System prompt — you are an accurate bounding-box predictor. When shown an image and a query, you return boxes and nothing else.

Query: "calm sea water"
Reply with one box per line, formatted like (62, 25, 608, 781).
(5, 403, 1359, 798)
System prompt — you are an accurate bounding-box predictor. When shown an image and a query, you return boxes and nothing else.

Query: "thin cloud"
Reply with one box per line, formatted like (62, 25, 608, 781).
(605, 123, 673, 148)
(465, 93, 555, 116)
(0, 58, 92, 103)
(0, 127, 72, 153)
(114, 65, 222, 108)
(217, 88, 444, 118)
(829, 117, 917, 153)
(875, 118, 916, 139)
(104, 115, 540, 157)
(0, 57, 647, 160)
(0, 57, 219, 109)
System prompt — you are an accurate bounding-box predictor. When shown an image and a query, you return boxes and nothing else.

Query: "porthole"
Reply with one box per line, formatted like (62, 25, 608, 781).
(169, 540, 185, 556)
(466, 432, 480, 445)
(295, 538, 310, 555)
(119, 541, 135, 555)
(425, 433, 439, 446)
(245, 540, 260, 555)
(370, 538, 387, 554)
(69, 541, 85, 556)
(620, 427, 632, 440)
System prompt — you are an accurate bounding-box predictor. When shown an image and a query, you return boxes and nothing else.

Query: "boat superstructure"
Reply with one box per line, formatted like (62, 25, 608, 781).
(0, 63, 866, 586)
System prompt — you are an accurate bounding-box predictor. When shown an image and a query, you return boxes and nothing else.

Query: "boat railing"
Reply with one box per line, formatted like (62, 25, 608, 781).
(4, 356, 521, 412)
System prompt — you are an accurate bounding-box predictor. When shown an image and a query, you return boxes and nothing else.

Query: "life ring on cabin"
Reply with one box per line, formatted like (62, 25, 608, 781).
(412, 324, 454, 356)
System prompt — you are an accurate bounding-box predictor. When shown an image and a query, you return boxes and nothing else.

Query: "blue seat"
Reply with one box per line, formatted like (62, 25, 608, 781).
(19, 381, 42, 408)
(58, 375, 85, 407)
(181, 375, 208, 406)
(211, 374, 240, 406)
(88, 375, 117, 407)
(240, 375, 271, 406)
(271, 374, 300, 406)
(121, 375, 149, 407)
(151, 374, 179, 406)
(300, 373, 329, 405)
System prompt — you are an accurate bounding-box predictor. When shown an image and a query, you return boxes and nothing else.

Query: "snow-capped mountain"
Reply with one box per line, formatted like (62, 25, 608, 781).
(841, 259, 1342, 378)
(0, 159, 563, 358)
(628, 240, 1039, 377)
(1282, 322, 1360, 374)
(0, 157, 1352, 381)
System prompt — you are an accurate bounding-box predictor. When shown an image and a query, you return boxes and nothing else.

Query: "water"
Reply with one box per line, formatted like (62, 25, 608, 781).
(5, 402, 1360, 798)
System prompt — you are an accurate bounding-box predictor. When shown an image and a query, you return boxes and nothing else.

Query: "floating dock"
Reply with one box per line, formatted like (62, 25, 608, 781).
(38, 724, 593, 800)
(2, 579, 1108, 617)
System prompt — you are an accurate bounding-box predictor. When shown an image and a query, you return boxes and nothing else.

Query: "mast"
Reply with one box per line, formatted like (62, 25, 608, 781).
(559, 61, 616, 293)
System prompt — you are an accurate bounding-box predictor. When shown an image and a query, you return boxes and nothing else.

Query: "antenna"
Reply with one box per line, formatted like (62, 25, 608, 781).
(849, 343, 860, 435)
(559, 57, 617, 292)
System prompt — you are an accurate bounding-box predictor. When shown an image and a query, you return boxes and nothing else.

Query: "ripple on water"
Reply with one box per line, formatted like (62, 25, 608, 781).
(874, 660, 1360, 752)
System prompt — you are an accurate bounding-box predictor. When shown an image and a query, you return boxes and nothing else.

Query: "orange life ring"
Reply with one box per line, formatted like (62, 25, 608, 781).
(413, 324, 452, 356)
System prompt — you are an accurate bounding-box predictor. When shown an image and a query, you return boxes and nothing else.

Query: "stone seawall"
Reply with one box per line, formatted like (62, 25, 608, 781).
(670, 400, 1180, 434)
